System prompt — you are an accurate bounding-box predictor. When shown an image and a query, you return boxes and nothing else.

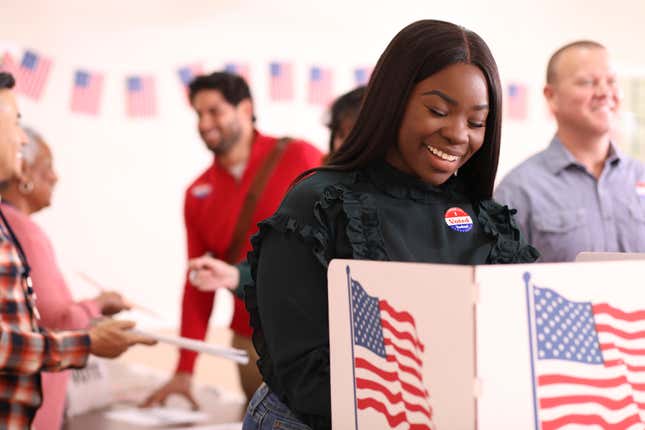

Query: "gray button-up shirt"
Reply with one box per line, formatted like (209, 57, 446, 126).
(494, 137, 645, 262)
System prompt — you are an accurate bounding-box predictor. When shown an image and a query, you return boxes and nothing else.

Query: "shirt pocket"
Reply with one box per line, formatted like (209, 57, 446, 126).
(532, 209, 589, 262)
(617, 200, 645, 251)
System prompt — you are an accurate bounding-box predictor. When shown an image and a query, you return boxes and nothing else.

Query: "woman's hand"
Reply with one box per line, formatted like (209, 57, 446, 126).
(188, 256, 239, 291)
(95, 291, 131, 316)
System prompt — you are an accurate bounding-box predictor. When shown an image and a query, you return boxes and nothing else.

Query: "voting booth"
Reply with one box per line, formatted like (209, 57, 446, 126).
(328, 259, 645, 429)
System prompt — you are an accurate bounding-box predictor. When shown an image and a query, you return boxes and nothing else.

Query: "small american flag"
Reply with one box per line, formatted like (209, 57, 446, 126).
(350, 274, 434, 429)
(307, 66, 333, 106)
(177, 64, 203, 103)
(177, 64, 202, 87)
(70, 70, 103, 115)
(16, 50, 52, 100)
(125, 75, 157, 118)
(526, 272, 645, 429)
(224, 62, 251, 84)
(0, 52, 17, 76)
(507, 83, 528, 120)
(268, 62, 293, 101)
(354, 66, 373, 86)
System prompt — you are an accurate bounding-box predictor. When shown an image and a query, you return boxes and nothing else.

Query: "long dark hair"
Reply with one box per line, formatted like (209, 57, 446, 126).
(302, 20, 502, 201)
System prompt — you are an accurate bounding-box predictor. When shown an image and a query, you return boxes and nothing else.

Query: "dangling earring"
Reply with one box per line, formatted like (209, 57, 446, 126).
(19, 181, 34, 194)
(454, 169, 458, 177)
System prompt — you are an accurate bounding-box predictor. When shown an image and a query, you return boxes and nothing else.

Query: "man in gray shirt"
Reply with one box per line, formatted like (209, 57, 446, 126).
(495, 41, 645, 262)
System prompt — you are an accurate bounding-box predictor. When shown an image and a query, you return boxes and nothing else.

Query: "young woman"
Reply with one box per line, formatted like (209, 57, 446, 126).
(244, 19, 539, 430)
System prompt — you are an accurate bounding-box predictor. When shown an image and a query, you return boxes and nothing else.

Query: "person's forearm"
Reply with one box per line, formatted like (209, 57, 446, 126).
(0, 325, 90, 374)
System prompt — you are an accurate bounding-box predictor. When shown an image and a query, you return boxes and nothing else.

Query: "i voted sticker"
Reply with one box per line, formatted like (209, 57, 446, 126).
(444, 207, 473, 232)
(191, 183, 212, 198)
(636, 181, 645, 197)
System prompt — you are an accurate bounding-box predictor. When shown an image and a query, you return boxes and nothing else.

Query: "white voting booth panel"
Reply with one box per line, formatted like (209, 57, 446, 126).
(328, 260, 476, 430)
(328, 258, 645, 429)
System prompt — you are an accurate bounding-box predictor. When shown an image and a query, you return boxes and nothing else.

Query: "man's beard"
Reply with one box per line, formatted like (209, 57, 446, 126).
(205, 122, 243, 156)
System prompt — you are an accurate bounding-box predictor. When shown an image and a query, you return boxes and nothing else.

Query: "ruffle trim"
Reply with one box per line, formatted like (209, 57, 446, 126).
(477, 199, 540, 264)
(314, 184, 389, 262)
(244, 182, 388, 370)
(244, 212, 328, 373)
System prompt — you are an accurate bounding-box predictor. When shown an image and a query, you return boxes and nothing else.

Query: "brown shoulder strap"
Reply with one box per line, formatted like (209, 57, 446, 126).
(224, 137, 291, 263)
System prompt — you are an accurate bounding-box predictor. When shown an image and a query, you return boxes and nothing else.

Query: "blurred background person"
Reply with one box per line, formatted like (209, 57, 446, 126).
(143, 72, 322, 408)
(326, 85, 366, 156)
(185, 85, 367, 296)
(495, 41, 645, 262)
(0, 127, 131, 429)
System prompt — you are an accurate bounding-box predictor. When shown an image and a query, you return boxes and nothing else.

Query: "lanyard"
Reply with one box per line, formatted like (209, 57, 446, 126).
(0, 206, 40, 320)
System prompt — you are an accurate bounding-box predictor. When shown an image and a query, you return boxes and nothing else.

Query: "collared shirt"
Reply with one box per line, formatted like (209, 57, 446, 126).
(177, 130, 322, 374)
(494, 136, 645, 262)
(0, 210, 90, 429)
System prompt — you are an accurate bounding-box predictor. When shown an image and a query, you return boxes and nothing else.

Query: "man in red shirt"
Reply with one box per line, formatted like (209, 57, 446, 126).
(144, 72, 321, 406)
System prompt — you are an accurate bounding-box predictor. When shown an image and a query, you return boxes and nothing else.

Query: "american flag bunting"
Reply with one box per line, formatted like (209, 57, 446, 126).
(354, 66, 373, 86)
(224, 62, 251, 84)
(70, 70, 103, 115)
(506, 83, 528, 120)
(15, 50, 52, 100)
(0, 52, 17, 76)
(269, 61, 293, 101)
(307, 66, 333, 106)
(177, 64, 203, 103)
(125, 75, 157, 118)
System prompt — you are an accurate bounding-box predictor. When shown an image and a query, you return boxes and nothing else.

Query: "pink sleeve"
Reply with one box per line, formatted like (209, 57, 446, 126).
(5, 208, 99, 330)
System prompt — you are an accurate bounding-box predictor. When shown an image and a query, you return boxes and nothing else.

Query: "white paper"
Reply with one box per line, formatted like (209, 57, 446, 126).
(131, 329, 249, 364)
(105, 407, 210, 427)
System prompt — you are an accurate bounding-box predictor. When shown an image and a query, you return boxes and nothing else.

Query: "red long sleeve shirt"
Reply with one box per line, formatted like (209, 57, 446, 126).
(177, 131, 321, 373)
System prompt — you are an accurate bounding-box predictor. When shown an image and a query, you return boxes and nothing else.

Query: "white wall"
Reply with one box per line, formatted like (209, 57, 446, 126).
(1, 0, 644, 326)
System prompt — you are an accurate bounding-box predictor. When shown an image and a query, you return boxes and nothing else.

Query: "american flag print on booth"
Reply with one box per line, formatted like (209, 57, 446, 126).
(506, 82, 528, 120)
(125, 75, 157, 118)
(16, 50, 52, 100)
(268, 62, 293, 101)
(70, 70, 103, 115)
(224, 62, 251, 83)
(349, 271, 434, 429)
(307, 66, 333, 106)
(525, 272, 645, 429)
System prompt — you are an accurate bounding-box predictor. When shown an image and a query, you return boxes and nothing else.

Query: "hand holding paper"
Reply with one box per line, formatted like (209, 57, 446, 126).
(130, 329, 249, 365)
(188, 255, 239, 291)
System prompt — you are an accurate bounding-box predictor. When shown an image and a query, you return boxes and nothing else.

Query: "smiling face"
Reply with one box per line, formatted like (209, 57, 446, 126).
(0, 89, 27, 181)
(545, 46, 619, 138)
(192, 89, 251, 155)
(386, 62, 489, 185)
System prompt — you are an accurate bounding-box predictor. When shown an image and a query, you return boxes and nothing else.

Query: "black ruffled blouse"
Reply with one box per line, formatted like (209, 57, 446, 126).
(244, 160, 538, 429)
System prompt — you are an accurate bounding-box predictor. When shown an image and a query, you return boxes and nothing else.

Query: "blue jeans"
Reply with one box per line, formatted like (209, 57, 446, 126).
(242, 383, 312, 430)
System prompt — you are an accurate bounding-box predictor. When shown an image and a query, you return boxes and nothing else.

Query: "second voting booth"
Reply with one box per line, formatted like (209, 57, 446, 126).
(328, 259, 645, 429)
